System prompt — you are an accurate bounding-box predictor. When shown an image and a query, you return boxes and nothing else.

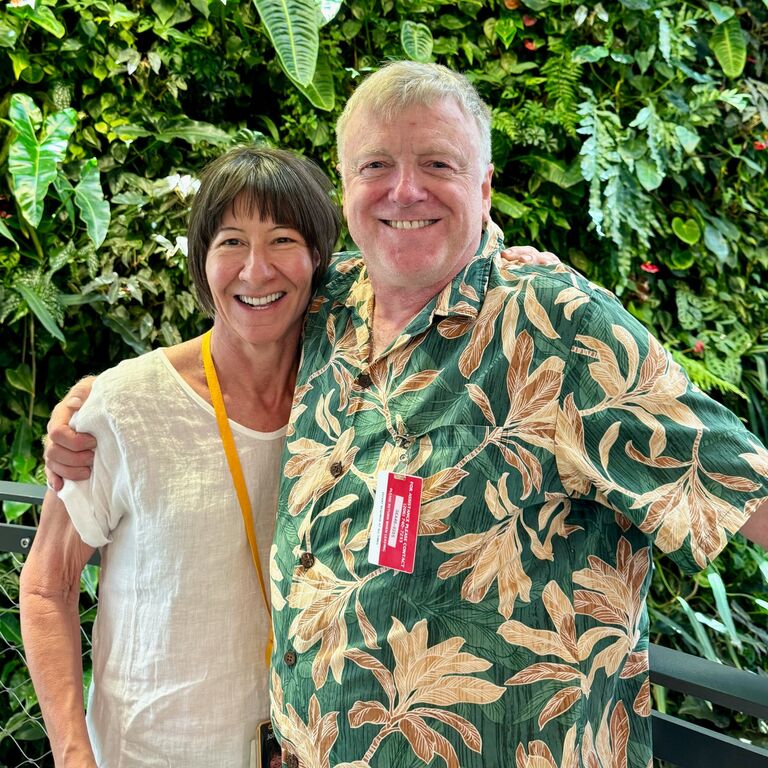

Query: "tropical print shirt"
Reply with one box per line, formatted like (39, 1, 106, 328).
(270, 228, 767, 768)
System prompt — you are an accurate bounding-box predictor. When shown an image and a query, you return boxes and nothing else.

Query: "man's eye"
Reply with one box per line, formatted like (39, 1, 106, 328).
(429, 161, 450, 169)
(362, 161, 385, 171)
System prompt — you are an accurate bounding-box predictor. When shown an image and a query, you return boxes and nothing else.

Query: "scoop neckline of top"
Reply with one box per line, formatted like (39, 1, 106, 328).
(155, 348, 289, 440)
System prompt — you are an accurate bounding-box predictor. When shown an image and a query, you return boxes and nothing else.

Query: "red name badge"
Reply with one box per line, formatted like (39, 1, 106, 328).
(368, 471, 422, 574)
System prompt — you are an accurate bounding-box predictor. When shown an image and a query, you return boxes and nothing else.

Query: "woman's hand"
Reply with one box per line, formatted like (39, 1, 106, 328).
(499, 245, 561, 266)
(44, 377, 97, 491)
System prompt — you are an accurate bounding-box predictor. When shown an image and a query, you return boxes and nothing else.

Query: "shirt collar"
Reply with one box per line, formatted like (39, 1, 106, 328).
(344, 218, 505, 325)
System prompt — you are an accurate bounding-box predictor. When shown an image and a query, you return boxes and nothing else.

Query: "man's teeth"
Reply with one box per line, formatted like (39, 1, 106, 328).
(386, 219, 436, 230)
(238, 292, 284, 307)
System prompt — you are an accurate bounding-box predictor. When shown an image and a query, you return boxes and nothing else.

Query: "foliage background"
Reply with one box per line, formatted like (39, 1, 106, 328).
(0, 0, 767, 764)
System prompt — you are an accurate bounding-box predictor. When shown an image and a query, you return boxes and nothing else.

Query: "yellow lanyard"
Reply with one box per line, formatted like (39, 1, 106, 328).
(201, 329, 273, 668)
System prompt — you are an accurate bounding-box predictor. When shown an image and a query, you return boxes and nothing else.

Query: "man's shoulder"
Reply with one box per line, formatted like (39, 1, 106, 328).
(315, 249, 366, 301)
(486, 260, 621, 316)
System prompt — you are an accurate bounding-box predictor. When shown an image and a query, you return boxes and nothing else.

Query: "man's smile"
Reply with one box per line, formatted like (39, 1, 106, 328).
(382, 219, 438, 230)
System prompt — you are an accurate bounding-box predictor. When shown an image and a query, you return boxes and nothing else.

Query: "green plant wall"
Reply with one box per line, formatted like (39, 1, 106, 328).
(1, 0, 766, 763)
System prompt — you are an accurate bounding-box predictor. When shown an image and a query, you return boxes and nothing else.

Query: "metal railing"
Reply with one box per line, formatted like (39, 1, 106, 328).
(2, 480, 768, 767)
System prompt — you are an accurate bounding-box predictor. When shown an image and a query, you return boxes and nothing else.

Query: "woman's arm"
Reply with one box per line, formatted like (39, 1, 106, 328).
(20, 492, 98, 768)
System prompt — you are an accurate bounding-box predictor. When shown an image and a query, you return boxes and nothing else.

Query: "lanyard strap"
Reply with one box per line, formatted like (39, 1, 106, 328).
(201, 330, 273, 666)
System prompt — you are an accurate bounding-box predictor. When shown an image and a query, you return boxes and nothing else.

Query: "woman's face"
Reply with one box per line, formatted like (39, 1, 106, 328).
(205, 200, 316, 352)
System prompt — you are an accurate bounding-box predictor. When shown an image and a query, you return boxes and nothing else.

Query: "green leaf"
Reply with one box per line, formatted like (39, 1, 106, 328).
(518, 155, 583, 189)
(707, 2, 735, 23)
(253, 0, 319, 87)
(109, 3, 141, 24)
(8, 95, 77, 228)
(0, 613, 22, 647)
(29, 5, 66, 38)
(0, 218, 19, 247)
(706, 568, 743, 653)
(521, 0, 551, 9)
(287, 52, 335, 111)
(6, 364, 34, 396)
(0, 19, 19, 48)
(152, 0, 179, 25)
(401, 21, 433, 62)
(112, 124, 154, 141)
(671, 217, 701, 245)
(492, 191, 530, 219)
(703, 224, 729, 261)
(14, 283, 65, 342)
(709, 17, 746, 79)
(636, 157, 663, 191)
(154, 118, 232, 145)
(189, 0, 210, 16)
(494, 18, 517, 48)
(74, 159, 111, 248)
(9, 50, 29, 80)
(572, 46, 609, 64)
(674, 125, 700, 153)
(676, 596, 719, 662)
(317, 0, 342, 26)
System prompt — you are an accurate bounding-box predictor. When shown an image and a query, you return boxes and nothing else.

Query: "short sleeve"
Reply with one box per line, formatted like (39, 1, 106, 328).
(555, 288, 768, 573)
(57, 377, 129, 548)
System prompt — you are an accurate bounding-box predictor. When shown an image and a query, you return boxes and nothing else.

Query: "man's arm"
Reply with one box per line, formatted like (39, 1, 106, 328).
(45, 377, 97, 490)
(20, 493, 97, 768)
(739, 500, 768, 549)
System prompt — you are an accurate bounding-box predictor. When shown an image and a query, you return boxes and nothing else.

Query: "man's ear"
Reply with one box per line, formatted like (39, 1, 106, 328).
(481, 163, 494, 223)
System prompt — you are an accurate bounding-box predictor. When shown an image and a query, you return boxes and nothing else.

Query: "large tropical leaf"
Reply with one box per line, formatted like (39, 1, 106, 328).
(7, 94, 76, 228)
(401, 21, 433, 62)
(252, 0, 318, 86)
(709, 17, 746, 79)
(288, 52, 335, 111)
(518, 155, 583, 189)
(74, 159, 111, 249)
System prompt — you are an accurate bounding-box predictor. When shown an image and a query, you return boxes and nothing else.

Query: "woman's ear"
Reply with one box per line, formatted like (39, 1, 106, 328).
(313, 248, 321, 269)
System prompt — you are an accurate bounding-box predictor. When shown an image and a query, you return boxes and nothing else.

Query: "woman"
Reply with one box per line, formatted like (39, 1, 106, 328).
(20, 146, 341, 767)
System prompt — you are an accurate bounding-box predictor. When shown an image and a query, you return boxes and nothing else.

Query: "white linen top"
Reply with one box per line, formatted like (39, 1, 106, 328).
(58, 349, 283, 768)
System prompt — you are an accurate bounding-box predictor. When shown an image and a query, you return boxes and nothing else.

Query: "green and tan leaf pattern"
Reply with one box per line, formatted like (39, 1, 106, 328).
(271, 231, 766, 766)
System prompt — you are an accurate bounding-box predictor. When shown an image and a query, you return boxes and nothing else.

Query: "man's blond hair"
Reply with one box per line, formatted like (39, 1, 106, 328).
(336, 61, 492, 169)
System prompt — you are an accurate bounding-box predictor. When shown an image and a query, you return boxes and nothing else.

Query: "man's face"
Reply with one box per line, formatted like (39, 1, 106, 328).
(340, 98, 493, 298)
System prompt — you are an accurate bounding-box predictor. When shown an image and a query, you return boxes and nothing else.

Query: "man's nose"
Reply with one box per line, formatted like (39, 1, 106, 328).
(390, 165, 427, 206)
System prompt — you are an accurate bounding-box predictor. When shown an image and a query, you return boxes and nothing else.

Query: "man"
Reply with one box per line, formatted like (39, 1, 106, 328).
(46, 62, 767, 768)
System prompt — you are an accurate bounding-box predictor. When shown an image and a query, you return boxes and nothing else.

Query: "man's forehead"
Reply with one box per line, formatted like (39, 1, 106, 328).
(344, 100, 480, 159)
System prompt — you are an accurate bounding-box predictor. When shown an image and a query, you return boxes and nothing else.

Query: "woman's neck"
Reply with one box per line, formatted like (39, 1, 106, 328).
(165, 330, 299, 432)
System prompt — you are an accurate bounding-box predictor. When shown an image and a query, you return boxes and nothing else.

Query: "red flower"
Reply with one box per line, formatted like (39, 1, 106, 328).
(693, 340, 705, 354)
(754, 141, 767, 151)
(523, 40, 537, 51)
(522, 15, 537, 26)
(503, 0, 521, 8)
(640, 262, 660, 274)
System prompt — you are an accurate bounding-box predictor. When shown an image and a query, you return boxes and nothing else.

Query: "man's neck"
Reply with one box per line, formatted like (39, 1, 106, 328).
(369, 279, 449, 360)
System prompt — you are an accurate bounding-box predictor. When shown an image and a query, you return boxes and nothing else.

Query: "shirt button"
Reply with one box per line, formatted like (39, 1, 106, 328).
(300, 552, 315, 569)
(284, 650, 297, 667)
(329, 462, 343, 478)
(356, 372, 372, 389)
(399, 452, 408, 463)
(286, 755, 299, 768)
